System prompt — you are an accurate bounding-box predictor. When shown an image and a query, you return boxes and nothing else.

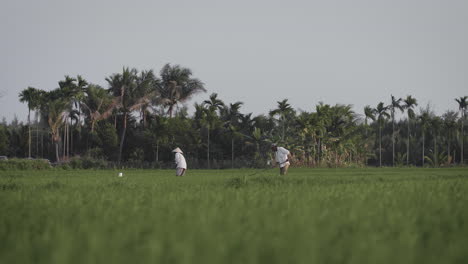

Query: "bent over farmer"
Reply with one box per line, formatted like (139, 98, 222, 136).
(172, 147, 187, 176)
(271, 144, 291, 175)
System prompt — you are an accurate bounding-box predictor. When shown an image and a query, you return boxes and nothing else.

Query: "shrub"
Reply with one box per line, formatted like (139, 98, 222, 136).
(67, 156, 108, 169)
(0, 158, 51, 170)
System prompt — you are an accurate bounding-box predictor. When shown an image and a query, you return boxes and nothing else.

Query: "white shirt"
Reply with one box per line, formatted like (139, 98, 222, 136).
(275, 147, 290, 168)
(175, 152, 187, 169)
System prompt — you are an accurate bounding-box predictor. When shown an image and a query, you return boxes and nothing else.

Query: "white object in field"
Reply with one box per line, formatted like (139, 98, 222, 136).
(267, 160, 271, 165)
(118, 172, 123, 177)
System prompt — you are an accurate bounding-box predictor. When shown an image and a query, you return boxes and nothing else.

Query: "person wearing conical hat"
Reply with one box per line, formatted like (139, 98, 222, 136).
(172, 147, 187, 176)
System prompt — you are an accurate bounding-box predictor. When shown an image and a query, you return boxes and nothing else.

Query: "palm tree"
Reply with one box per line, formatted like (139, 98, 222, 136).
(19, 87, 40, 158)
(455, 96, 467, 165)
(135, 70, 160, 127)
(269, 99, 294, 142)
(364, 105, 376, 133)
(327, 104, 356, 166)
(419, 110, 432, 166)
(375, 102, 390, 166)
(315, 102, 331, 164)
(106, 67, 139, 164)
(159, 64, 206, 117)
(221, 102, 244, 168)
(81, 84, 117, 132)
(75, 75, 88, 141)
(442, 111, 458, 164)
(202, 93, 225, 168)
(40, 90, 68, 162)
(429, 116, 442, 167)
(403, 95, 418, 165)
(295, 112, 317, 166)
(203, 93, 225, 113)
(390, 95, 404, 166)
(363, 105, 376, 165)
(58, 76, 79, 160)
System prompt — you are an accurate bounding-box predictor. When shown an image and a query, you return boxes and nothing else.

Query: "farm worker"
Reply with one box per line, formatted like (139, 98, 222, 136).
(172, 147, 187, 176)
(271, 144, 292, 175)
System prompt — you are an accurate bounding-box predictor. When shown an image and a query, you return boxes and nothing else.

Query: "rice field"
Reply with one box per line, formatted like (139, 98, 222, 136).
(1, 168, 467, 264)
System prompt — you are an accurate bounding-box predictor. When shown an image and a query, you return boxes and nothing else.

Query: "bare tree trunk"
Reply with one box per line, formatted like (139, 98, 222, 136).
(118, 113, 128, 166)
(67, 119, 70, 159)
(78, 104, 82, 145)
(448, 133, 451, 164)
(207, 127, 210, 169)
(156, 143, 159, 163)
(41, 128, 44, 158)
(365, 119, 368, 166)
(55, 141, 60, 162)
(318, 138, 321, 165)
(462, 112, 465, 165)
(231, 138, 234, 169)
(282, 117, 285, 141)
(36, 112, 39, 158)
(28, 109, 31, 158)
(70, 118, 73, 157)
(169, 105, 174, 118)
(63, 126, 66, 160)
(434, 134, 437, 167)
(379, 123, 382, 167)
(422, 132, 425, 167)
(392, 111, 395, 167)
(407, 115, 410, 166)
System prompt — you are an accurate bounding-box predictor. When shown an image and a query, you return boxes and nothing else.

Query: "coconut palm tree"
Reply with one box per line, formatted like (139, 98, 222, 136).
(135, 70, 160, 127)
(81, 84, 117, 132)
(159, 64, 206, 117)
(390, 95, 404, 166)
(19, 87, 40, 158)
(106, 67, 139, 164)
(403, 95, 418, 165)
(269, 99, 295, 142)
(455, 96, 467, 165)
(375, 102, 390, 166)
(39, 90, 68, 162)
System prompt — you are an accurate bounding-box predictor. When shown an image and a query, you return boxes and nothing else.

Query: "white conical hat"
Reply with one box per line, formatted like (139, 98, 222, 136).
(172, 147, 183, 153)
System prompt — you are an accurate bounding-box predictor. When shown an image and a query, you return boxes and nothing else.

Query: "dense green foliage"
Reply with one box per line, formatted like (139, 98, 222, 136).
(1, 168, 467, 263)
(1, 64, 467, 167)
(0, 158, 51, 170)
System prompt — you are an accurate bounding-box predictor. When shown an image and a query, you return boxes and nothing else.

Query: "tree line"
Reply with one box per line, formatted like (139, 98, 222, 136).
(0, 63, 466, 168)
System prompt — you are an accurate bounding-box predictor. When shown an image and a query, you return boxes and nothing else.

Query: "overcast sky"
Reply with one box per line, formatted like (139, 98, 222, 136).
(1, 0, 467, 122)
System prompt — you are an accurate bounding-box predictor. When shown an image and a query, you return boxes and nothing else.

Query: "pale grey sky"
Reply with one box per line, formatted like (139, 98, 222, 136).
(1, 0, 467, 122)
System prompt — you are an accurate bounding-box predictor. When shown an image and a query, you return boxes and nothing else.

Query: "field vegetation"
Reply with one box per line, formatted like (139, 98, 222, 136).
(1, 168, 467, 263)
